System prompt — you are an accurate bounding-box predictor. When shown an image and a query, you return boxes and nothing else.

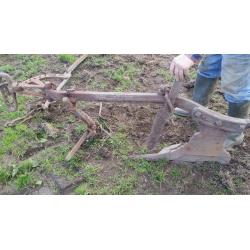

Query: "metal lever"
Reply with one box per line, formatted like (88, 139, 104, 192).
(0, 72, 18, 112)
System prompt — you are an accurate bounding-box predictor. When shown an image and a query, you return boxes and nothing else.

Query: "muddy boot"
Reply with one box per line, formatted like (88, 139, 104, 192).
(224, 101, 250, 148)
(174, 74, 218, 117)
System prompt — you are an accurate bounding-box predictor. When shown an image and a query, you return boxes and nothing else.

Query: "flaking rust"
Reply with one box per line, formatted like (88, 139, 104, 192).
(1, 58, 250, 164)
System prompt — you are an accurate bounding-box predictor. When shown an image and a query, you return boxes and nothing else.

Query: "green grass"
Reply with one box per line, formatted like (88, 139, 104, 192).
(0, 159, 41, 191)
(58, 54, 76, 64)
(189, 68, 197, 80)
(88, 81, 108, 90)
(0, 55, 46, 81)
(74, 164, 100, 195)
(233, 176, 245, 188)
(125, 159, 167, 185)
(106, 131, 134, 157)
(74, 172, 137, 195)
(107, 64, 141, 91)
(74, 123, 87, 135)
(85, 55, 108, 66)
(111, 175, 137, 195)
(14, 173, 34, 190)
(156, 68, 174, 82)
(0, 124, 37, 159)
(0, 95, 32, 121)
(88, 55, 107, 66)
(15, 55, 45, 81)
(0, 64, 15, 73)
(0, 167, 12, 184)
(156, 67, 197, 82)
(36, 144, 84, 179)
(170, 167, 182, 183)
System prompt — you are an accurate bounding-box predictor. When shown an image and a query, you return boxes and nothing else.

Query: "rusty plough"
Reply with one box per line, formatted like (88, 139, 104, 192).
(1, 57, 250, 164)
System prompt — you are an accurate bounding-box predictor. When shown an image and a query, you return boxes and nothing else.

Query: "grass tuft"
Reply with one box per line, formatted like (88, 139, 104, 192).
(59, 54, 76, 64)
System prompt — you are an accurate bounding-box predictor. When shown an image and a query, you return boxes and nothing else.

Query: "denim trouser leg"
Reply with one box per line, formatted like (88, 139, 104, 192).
(198, 54, 222, 79)
(197, 54, 250, 104)
(221, 54, 250, 103)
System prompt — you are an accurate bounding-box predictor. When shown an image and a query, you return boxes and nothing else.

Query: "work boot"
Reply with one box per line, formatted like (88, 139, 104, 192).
(174, 74, 218, 117)
(224, 101, 250, 149)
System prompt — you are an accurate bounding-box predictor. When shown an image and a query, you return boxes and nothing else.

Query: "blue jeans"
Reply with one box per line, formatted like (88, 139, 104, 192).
(198, 54, 250, 103)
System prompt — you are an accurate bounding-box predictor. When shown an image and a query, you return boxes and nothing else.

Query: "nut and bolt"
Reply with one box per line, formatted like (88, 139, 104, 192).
(194, 111, 202, 117)
(214, 120, 222, 127)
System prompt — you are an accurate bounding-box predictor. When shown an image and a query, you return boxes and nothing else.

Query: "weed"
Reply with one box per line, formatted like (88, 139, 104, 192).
(170, 167, 182, 182)
(0, 158, 38, 188)
(233, 176, 245, 188)
(189, 68, 197, 80)
(111, 175, 137, 195)
(59, 54, 76, 64)
(107, 64, 140, 91)
(0, 167, 12, 184)
(156, 68, 174, 82)
(78, 164, 99, 186)
(125, 159, 167, 184)
(75, 174, 137, 195)
(12, 161, 32, 178)
(14, 173, 34, 190)
(85, 55, 108, 66)
(74, 123, 87, 135)
(74, 183, 90, 195)
(0, 64, 15, 73)
(0, 95, 31, 121)
(0, 124, 37, 158)
(67, 115, 76, 123)
(14, 159, 35, 177)
(107, 132, 134, 157)
(74, 164, 100, 195)
(88, 81, 108, 90)
(15, 55, 45, 81)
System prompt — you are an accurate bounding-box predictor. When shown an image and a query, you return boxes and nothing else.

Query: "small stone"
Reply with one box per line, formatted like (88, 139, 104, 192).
(38, 187, 55, 195)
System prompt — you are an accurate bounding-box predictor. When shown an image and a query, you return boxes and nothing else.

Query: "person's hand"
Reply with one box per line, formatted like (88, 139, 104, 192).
(170, 54, 194, 81)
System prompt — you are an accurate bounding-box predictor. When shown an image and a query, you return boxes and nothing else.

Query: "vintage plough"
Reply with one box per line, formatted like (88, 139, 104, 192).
(1, 56, 250, 164)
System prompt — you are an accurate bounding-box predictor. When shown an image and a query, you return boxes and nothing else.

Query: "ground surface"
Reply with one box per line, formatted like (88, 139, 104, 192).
(0, 54, 249, 195)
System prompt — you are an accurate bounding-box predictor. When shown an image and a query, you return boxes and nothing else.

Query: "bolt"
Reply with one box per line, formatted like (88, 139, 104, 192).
(195, 111, 202, 117)
(240, 124, 245, 129)
(214, 120, 222, 127)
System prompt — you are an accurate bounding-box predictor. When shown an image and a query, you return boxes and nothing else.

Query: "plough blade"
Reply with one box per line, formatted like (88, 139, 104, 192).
(133, 126, 231, 164)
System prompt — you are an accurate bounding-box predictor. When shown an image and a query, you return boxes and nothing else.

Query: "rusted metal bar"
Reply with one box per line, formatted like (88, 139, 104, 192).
(65, 131, 92, 161)
(45, 89, 250, 130)
(147, 81, 183, 150)
(46, 89, 165, 104)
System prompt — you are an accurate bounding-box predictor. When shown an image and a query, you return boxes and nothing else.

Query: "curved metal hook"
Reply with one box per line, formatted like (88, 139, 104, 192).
(0, 72, 18, 112)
